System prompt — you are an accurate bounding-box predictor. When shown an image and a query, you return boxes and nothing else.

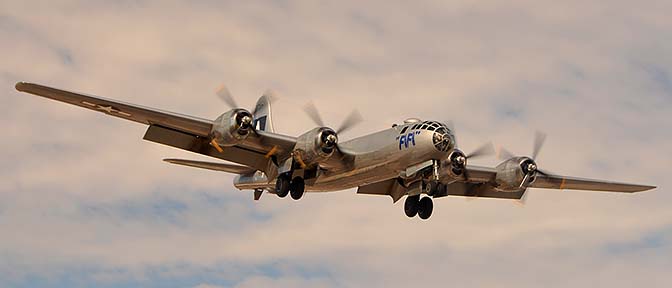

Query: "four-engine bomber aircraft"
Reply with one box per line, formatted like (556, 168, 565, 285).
(16, 82, 656, 219)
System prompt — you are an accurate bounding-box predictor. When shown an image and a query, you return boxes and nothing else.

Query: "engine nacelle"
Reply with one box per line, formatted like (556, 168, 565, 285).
(494, 157, 536, 192)
(292, 127, 338, 167)
(210, 109, 254, 146)
(443, 149, 467, 177)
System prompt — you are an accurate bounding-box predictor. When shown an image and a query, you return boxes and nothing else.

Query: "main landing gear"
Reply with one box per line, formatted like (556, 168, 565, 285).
(275, 174, 305, 200)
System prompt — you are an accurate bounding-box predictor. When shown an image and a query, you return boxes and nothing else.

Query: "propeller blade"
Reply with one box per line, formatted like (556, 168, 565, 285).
(497, 146, 517, 160)
(252, 90, 278, 115)
(532, 131, 547, 160)
(216, 84, 238, 109)
(303, 101, 325, 127)
(463, 168, 470, 182)
(536, 168, 550, 176)
(467, 142, 495, 159)
(519, 173, 531, 188)
(446, 120, 457, 146)
(332, 144, 356, 169)
(336, 110, 363, 135)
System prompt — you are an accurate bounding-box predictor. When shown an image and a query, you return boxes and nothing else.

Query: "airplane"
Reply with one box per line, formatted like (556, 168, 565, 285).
(15, 82, 656, 220)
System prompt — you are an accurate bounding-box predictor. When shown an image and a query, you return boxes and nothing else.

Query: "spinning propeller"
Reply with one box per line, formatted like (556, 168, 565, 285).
(446, 121, 495, 179)
(288, 102, 363, 167)
(209, 84, 278, 153)
(215, 85, 257, 132)
(303, 101, 363, 152)
(303, 102, 363, 135)
(498, 131, 550, 189)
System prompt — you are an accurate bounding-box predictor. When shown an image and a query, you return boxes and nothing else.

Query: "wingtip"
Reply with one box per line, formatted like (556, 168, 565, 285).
(632, 184, 657, 192)
(15, 81, 29, 92)
(642, 185, 657, 191)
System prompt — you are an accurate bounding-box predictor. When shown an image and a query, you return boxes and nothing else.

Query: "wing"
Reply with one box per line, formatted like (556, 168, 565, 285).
(16, 82, 213, 136)
(357, 178, 408, 203)
(530, 174, 655, 193)
(449, 165, 654, 200)
(164, 158, 256, 174)
(16, 82, 296, 174)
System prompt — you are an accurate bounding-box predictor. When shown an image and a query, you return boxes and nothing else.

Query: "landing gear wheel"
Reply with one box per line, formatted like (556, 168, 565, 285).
(418, 197, 434, 220)
(436, 183, 447, 197)
(404, 195, 420, 217)
(289, 177, 305, 200)
(275, 175, 290, 198)
(425, 180, 440, 196)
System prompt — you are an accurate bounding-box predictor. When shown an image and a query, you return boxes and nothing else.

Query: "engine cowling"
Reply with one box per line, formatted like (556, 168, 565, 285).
(494, 157, 537, 192)
(444, 149, 467, 177)
(292, 127, 338, 167)
(210, 109, 254, 146)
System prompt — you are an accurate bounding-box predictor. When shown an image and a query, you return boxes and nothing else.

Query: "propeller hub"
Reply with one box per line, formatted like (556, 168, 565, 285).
(234, 110, 253, 127)
(520, 158, 538, 175)
(241, 115, 252, 126)
(319, 129, 339, 152)
(449, 149, 467, 168)
(325, 133, 337, 146)
(528, 163, 537, 173)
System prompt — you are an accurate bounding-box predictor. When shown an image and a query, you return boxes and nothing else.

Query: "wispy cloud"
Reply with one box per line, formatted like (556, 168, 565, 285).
(1, 0, 671, 287)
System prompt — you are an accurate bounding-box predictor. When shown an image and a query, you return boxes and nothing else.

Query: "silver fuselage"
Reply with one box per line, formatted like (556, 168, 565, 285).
(235, 120, 455, 192)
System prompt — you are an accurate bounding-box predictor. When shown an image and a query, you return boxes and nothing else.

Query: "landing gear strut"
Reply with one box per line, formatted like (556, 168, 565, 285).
(404, 195, 433, 220)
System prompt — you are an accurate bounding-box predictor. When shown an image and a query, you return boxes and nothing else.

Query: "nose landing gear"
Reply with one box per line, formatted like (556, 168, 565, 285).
(404, 195, 434, 220)
(404, 195, 420, 217)
(417, 197, 433, 220)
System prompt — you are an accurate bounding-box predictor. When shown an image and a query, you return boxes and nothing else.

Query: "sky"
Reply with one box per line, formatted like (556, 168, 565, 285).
(1, 0, 671, 287)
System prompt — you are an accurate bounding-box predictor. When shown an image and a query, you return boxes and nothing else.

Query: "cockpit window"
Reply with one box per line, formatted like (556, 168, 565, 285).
(400, 126, 408, 134)
(433, 127, 452, 152)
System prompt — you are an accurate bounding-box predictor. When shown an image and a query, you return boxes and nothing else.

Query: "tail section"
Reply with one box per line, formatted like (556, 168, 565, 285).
(253, 92, 275, 132)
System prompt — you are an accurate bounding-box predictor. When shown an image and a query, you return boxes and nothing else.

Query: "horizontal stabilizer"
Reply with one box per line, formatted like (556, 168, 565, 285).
(164, 158, 256, 174)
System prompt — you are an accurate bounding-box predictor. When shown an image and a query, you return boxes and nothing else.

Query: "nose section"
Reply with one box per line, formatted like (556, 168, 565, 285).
(432, 127, 454, 152)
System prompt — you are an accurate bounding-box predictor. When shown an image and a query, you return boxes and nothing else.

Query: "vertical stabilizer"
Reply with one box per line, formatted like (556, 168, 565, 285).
(253, 92, 275, 132)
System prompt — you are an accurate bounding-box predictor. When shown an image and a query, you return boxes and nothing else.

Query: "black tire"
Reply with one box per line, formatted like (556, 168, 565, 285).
(404, 195, 420, 217)
(436, 183, 448, 197)
(290, 177, 305, 200)
(418, 197, 434, 220)
(425, 181, 440, 196)
(275, 175, 290, 198)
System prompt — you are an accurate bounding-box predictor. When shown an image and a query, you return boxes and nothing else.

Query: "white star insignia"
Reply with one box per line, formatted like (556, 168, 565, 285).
(97, 105, 117, 113)
(81, 101, 132, 117)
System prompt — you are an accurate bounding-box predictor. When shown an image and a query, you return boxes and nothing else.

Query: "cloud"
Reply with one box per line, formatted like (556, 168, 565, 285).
(1, 0, 671, 287)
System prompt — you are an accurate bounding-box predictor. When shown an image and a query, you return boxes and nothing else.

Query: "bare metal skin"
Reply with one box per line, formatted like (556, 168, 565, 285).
(16, 82, 655, 220)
